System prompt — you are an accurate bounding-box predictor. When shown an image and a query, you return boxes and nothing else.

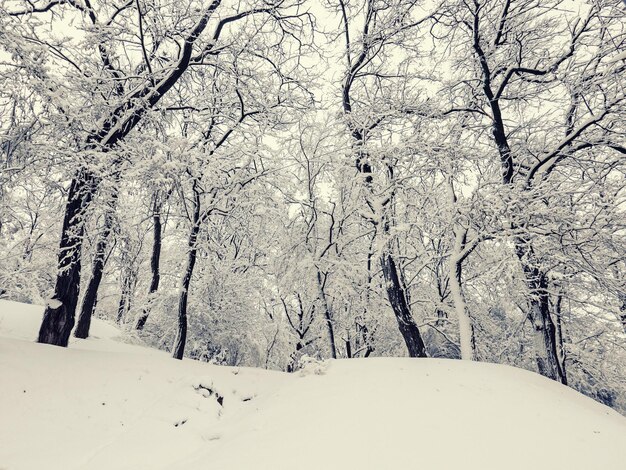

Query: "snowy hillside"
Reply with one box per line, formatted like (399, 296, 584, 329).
(1, 300, 625, 470)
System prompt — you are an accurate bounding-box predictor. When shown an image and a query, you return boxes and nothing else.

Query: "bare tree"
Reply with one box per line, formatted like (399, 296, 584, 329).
(333, 0, 439, 356)
(439, 0, 625, 382)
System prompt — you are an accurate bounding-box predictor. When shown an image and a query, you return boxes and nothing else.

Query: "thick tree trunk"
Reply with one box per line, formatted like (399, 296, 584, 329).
(378, 191, 427, 358)
(316, 269, 337, 359)
(516, 255, 567, 383)
(74, 209, 115, 339)
(528, 296, 566, 384)
(517, 248, 567, 384)
(73, 262, 101, 339)
(381, 252, 427, 357)
(135, 201, 162, 330)
(38, 172, 96, 346)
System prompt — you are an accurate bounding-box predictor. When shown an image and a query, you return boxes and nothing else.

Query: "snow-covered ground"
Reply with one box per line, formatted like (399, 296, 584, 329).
(1, 300, 625, 470)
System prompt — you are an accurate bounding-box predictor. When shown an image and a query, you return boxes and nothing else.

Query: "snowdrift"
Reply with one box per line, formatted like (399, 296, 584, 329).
(1, 300, 624, 470)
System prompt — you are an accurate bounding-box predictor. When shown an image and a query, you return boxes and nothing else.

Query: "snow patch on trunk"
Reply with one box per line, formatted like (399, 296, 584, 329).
(46, 298, 63, 309)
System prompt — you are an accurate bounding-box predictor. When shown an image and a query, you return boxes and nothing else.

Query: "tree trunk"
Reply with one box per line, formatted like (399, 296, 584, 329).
(554, 293, 567, 384)
(116, 268, 136, 324)
(287, 338, 305, 373)
(354, 316, 375, 358)
(38, 171, 96, 346)
(316, 269, 337, 359)
(618, 292, 626, 334)
(172, 187, 201, 360)
(528, 296, 566, 384)
(449, 228, 477, 361)
(517, 250, 567, 384)
(135, 196, 163, 330)
(74, 209, 115, 339)
(116, 279, 128, 323)
(515, 253, 566, 383)
(171, 238, 198, 360)
(378, 184, 427, 358)
(449, 258, 476, 361)
(380, 252, 427, 357)
(356, 236, 376, 358)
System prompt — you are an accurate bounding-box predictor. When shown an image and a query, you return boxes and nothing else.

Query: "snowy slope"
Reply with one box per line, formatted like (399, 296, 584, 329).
(1, 300, 625, 470)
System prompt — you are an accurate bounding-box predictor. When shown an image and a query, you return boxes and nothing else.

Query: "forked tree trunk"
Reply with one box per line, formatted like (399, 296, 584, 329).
(74, 209, 115, 339)
(528, 299, 566, 384)
(449, 229, 477, 361)
(38, 172, 96, 346)
(378, 176, 428, 358)
(135, 201, 163, 330)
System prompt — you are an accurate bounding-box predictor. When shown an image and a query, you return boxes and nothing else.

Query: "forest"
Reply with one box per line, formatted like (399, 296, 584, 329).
(0, 0, 625, 412)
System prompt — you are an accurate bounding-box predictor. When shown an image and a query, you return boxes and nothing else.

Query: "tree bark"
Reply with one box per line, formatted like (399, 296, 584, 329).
(74, 209, 115, 339)
(116, 270, 136, 324)
(618, 292, 626, 334)
(554, 293, 567, 384)
(135, 197, 163, 330)
(517, 245, 567, 384)
(381, 252, 427, 357)
(171, 229, 199, 360)
(38, 171, 96, 346)
(449, 229, 477, 361)
(172, 186, 201, 360)
(316, 269, 337, 359)
(449, 258, 476, 361)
